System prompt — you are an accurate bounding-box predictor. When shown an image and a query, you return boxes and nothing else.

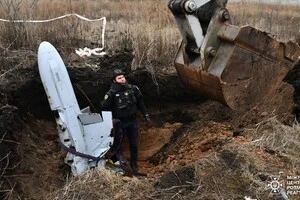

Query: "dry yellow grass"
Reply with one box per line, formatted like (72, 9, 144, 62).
(248, 117, 300, 168)
(227, 2, 300, 40)
(46, 168, 154, 200)
(194, 148, 267, 199)
(0, 0, 298, 69)
(0, 0, 179, 68)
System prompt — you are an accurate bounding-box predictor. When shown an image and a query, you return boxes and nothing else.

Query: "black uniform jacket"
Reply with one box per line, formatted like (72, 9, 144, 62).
(101, 82, 148, 120)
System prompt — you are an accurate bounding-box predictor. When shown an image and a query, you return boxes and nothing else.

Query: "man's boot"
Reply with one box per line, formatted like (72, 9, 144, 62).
(130, 161, 138, 173)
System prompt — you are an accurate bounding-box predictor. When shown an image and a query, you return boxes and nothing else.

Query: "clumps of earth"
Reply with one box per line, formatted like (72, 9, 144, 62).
(0, 49, 300, 199)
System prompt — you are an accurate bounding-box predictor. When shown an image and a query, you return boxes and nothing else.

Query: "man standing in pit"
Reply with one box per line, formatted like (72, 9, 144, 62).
(101, 69, 151, 173)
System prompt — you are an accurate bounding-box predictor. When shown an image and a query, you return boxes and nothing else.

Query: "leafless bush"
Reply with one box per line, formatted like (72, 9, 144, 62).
(0, 0, 39, 49)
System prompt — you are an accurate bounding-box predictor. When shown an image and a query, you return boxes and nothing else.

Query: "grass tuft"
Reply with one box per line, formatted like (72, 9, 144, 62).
(46, 168, 153, 200)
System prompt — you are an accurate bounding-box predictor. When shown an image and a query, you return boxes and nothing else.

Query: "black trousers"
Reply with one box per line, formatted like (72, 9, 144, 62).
(108, 118, 138, 165)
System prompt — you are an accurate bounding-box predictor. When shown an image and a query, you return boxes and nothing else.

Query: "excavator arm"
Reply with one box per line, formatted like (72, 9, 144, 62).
(168, 0, 300, 109)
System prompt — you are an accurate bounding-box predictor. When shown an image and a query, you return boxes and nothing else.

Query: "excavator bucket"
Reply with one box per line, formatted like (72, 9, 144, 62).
(175, 24, 300, 109)
(169, 0, 300, 109)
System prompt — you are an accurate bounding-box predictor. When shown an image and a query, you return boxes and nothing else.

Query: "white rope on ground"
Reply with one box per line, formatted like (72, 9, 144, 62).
(0, 14, 107, 57)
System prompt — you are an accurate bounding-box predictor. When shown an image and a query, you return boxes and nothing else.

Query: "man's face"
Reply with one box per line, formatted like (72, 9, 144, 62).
(114, 74, 126, 84)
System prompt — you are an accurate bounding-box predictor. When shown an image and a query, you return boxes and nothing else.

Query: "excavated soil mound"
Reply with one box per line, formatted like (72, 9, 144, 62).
(0, 50, 299, 199)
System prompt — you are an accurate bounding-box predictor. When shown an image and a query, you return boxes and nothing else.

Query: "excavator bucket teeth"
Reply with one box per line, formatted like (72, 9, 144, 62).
(174, 24, 300, 110)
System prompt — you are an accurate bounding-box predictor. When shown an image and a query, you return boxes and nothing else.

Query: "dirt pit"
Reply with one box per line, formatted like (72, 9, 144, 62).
(0, 50, 300, 199)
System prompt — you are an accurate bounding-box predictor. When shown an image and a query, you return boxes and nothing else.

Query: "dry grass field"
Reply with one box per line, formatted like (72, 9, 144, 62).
(0, 0, 299, 68)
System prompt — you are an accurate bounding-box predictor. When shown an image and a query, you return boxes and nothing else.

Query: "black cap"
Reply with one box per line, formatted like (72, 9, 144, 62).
(111, 69, 125, 81)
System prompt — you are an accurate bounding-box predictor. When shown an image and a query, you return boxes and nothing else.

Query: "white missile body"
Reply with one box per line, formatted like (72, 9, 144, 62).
(38, 41, 113, 175)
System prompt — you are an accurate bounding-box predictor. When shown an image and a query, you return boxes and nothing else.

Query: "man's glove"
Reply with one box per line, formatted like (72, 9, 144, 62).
(145, 114, 151, 122)
(144, 114, 153, 126)
(145, 114, 153, 126)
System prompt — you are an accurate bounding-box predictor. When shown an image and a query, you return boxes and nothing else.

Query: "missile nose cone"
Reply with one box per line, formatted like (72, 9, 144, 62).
(38, 41, 55, 55)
